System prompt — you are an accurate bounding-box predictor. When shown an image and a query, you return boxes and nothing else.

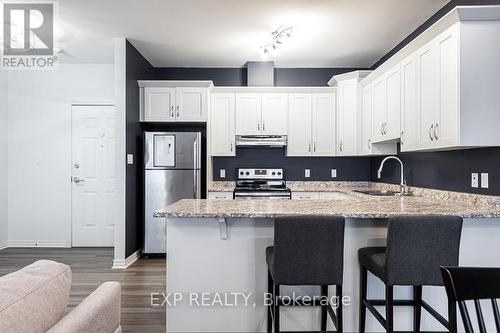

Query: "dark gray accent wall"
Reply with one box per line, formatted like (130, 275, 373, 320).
(213, 148, 371, 181)
(155, 67, 363, 86)
(125, 40, 156, 257)
(371, 146, 500, 196)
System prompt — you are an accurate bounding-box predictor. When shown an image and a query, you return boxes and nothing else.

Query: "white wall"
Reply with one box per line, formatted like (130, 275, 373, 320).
(7, 64, 114, 246)
(0, 70, 7, 249)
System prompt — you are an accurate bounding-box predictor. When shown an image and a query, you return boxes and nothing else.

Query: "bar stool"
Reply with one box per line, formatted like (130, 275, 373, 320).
(266, 216, 345, 333)
(358, 215, 463, 333)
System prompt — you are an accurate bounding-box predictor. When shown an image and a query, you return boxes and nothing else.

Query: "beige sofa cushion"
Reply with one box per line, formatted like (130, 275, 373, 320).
(0, 260, 72, 333)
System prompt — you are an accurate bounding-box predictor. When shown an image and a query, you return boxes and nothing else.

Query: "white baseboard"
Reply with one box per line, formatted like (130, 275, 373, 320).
(7, 240, 69, 248)
(112, 249, 142, 269)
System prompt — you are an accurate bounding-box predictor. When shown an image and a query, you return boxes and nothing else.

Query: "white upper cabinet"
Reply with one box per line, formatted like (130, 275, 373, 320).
(210, 93, 235, 156)
(287, 94, 313, 156)
(261, 93, 288, 135)
(144, 87, 176, 122)
(312, 94, 336, 156)
(361, 84, 373, 155)
(139, 81, 211, 122)
(235, 93, 288, 135)
(400, 53, 418, 151)
(416, 40, 436, 150)
(175, 88, 207, 122)
(337, 80, 359, 156)
(287, 93, 336, 156)
(235, 93, 262, 135)
(371, 64, 401, 142)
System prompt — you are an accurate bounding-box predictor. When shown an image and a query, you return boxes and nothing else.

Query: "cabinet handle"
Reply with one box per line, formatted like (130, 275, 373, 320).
(308, 142, 311, 152)
(429, 124, 434, 141)
(434, 123, 439, 140)
(257, 122, 260, 131)
(400, 131, 404, 146)
(176, 106, 180, 117)
(380, 123, 384, 135)
(340, 140, 343, 152)
(313, 141, 316, 152)
(230, 142, 233, 152)
(368, 139, 371, 150)
(170, 106, 174, 117)
(383, 122, 387, 135)
(262, 121, 265, 132)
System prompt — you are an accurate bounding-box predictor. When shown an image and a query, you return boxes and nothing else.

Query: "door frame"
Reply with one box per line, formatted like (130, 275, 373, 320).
(69, 102, 115, 247)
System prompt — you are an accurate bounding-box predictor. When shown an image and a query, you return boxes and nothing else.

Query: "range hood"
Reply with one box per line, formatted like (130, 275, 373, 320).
(235, 135, 287, 147)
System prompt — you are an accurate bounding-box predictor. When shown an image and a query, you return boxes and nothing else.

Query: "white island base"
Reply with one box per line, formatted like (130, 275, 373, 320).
(166, 217, 500, 332)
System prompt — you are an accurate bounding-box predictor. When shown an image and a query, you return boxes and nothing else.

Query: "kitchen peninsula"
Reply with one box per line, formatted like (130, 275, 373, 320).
(157, 184, 500, 332)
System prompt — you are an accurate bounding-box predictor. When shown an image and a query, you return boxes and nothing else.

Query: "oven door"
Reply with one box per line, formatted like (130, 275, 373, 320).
(233, 191, 291, 199)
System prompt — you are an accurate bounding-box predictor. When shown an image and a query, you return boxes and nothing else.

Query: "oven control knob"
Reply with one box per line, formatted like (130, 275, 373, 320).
(245, 172, 250, 175)
(272, 172, 276, 176)
(277, 172, 282, 175)
(239, 171, 244, 175)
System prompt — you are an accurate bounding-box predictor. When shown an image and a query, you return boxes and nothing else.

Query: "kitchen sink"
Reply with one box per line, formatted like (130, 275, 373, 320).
(353, 189, 408, 197)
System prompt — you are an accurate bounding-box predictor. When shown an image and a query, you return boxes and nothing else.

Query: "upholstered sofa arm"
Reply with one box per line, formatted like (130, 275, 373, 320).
(48, 281, 121, 333)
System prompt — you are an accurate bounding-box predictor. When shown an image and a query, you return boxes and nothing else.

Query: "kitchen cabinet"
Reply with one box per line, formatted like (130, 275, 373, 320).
(261, 93, 288, 135)
(287, 93, 336, 156)
(235, 93, 288, 135)
(416, 40, 436, 150)
(337, 80, 359, 156)
(400, 53, 418, 151)
(371, 64, 401, 143)
(210, 93, 235, 156)
(208, 192, 233, 200)
(139, 81, 211, 122)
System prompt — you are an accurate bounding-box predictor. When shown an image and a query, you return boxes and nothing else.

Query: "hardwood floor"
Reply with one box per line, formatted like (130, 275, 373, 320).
(0, 248, 166, 333)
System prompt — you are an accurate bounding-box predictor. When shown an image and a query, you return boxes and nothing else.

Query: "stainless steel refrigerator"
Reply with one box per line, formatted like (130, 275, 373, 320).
(144, 132, 201, 254)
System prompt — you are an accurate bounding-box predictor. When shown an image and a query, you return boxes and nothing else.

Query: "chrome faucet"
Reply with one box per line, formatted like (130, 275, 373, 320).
(377, 156, 407, 196)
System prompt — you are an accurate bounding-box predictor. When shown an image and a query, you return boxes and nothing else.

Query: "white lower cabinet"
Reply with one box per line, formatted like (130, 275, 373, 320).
(287, 93, 336, 157)
(208, 192, 233, 200)
(210, 93, 235, 156)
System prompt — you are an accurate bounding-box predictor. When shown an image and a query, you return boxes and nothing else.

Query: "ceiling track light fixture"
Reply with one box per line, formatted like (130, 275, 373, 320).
(261, 26, 293, 56)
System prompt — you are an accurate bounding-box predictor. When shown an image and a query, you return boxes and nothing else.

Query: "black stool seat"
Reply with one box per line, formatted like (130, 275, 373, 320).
(358, 215, 463, 333)
(266, 216, 345, 333)
(358, 247, 386, 281)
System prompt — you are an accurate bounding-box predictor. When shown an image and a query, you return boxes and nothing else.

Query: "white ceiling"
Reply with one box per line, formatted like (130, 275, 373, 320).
(51, 0, 449, 67)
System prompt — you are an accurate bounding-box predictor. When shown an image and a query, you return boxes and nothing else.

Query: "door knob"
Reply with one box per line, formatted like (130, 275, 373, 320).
(73, 177, 85, 184)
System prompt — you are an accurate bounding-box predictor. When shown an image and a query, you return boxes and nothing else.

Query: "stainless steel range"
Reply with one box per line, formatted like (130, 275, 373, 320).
(233, 168, 291, 199)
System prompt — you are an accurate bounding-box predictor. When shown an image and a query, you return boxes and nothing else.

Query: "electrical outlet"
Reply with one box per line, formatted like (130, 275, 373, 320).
(471, 173, 479, 188)
(481, 173, 489, 188)
(220, 169, 226, 178)
(305, 169, 311, 178)
(331, 169, 337, 178)
(127, 154, 134, 165)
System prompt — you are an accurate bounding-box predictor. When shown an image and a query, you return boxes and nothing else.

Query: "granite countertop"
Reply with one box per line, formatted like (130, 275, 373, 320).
(157, 191, 500, 219)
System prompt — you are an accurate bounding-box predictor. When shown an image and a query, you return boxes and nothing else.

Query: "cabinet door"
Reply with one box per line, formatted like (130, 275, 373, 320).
(287, 94, 312, 156)
(338, 81, 358, 156)
(312, 94, 336, 156)
(361, 84, 373, 155)
(175, 87, 207, 121)
(144, 87, 175, 121)
(210, 93, 235, 156)
(417, 41, 436, 149)
(261, 93, 288, 135)
(385, 64, 401, 139)
(235, 93, 262, 135)
(401, 54, 418, 151)
(372, 76, 387, 142)
(435, 24, 459, 149)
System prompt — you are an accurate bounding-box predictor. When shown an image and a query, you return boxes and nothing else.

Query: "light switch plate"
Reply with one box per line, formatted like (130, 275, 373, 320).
(220, 169, 226, 178)
(481, 173, 489, 188)
(471, 173, 479, 188)
(305, 169, 311, 178)
(331, 169, 337, 178)
(127, 154, 134, 165)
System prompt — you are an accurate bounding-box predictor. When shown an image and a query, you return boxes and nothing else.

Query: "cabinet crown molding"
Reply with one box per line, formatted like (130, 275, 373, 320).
(138, 80, 214, 88)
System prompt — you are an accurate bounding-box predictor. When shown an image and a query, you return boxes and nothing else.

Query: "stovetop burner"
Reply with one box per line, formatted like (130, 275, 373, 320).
(233, 168, 291, 199)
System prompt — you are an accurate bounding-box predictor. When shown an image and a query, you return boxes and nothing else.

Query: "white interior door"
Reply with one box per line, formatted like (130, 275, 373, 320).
(71, 105, 115, 247)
